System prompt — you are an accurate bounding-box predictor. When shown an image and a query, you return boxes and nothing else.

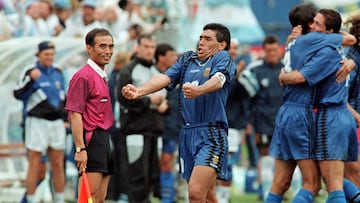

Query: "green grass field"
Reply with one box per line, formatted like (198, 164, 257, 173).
(148, 192, 327, 203)
(113, 145, 330, 203)
(230, 193, 326, 203)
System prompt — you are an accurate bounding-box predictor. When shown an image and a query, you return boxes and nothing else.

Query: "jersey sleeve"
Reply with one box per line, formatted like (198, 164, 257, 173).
(300, 47, 339, 86)
(164, 51, 194, 90)
(13, 66, 39, 101)
(300, 32, 342, 50)
(209, 50, 236, 82)
(65, 75, 88, 113)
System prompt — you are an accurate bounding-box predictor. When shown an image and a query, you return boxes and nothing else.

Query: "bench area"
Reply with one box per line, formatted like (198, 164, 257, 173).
(0, 143, 27, 187)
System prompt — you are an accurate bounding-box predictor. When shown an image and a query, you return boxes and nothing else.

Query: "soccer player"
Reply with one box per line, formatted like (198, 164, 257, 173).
(121, 23, 236, 202)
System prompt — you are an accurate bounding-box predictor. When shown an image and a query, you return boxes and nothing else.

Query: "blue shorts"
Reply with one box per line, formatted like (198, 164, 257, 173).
(162, 138, 177, 154)
(269, 103, 316, 161)
(178, 123, 228, 181)
(314, 106, 358, 161)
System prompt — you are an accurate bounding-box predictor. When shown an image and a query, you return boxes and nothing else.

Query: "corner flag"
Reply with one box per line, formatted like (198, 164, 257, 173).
(78, 172, 93, 203)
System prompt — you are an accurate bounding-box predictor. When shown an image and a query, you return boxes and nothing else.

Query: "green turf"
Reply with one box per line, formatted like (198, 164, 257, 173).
(230, 193, 326, 203)
(148, 192, 327, 203)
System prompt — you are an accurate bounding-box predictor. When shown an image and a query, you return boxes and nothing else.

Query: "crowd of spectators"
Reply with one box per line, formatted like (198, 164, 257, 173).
(0, 0, 169, 51)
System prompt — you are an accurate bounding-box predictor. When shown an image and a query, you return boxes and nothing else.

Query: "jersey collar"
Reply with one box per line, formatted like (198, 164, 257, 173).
(87, 58, 107, 80)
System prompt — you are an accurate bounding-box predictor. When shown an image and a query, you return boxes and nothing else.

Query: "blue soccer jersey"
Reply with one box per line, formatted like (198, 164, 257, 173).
(347, 45, 360, 156)
(282, 32, 342, 105)
(347, 46, 360, 112)
(291, 32, 342, 70)
(165, 50, 236, 180)
(295, 35, 357, 161)
(298, 46, 345, 106)
(270, 32, 344, 161)
(165, 50, 236, 127)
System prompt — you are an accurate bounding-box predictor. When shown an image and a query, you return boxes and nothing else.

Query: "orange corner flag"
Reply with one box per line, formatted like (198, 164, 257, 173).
(78, 172, 93, 203)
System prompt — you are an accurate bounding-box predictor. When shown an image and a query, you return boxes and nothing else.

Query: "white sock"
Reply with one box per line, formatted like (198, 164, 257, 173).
(260, 155, 275, 199)
(216, 185, 231, 203)
(26, 194, 35, 203)
(54, 192, 65, 203)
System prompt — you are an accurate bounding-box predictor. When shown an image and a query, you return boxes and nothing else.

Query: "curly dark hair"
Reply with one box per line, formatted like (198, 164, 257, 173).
(344, 14, 360, 51)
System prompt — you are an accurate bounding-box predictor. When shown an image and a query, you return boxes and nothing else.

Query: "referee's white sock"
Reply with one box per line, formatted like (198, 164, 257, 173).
(26, 194, 35, 203)
(54, 192, 65, 203)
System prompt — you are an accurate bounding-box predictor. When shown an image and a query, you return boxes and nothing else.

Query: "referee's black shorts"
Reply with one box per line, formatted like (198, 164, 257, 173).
(85, 128, 114, 176)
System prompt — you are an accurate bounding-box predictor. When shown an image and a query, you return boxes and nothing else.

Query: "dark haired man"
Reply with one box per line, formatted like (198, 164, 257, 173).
(267, 7, 357, 203)
(246, 34, 284, 200)
(121, 23, 236, 202)
(65, 28, 115, 203)
(118, 33, 167, 203)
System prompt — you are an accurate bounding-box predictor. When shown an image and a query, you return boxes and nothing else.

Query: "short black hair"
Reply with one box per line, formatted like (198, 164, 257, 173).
(129, 23, 142, 36)
(262, 35, 280, 47)
(137, 33, 155, 45)
(288, 4, 317, 34)
(318, 9, 342, 33)
(118, 0, 128, 10)
(155, 43, 174, 62)
(85, 28, 113, 46)
(203, 23, 231, 51)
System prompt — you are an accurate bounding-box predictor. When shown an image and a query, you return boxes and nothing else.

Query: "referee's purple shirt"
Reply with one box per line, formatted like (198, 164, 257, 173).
(65, 64, 114, 131)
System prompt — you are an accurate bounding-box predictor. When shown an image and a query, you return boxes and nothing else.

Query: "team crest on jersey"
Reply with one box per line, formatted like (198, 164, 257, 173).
(203, 68, 211, 77)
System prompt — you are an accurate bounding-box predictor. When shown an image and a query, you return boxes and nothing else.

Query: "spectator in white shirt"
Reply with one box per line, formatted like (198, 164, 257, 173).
(59, 0, 102, 38)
